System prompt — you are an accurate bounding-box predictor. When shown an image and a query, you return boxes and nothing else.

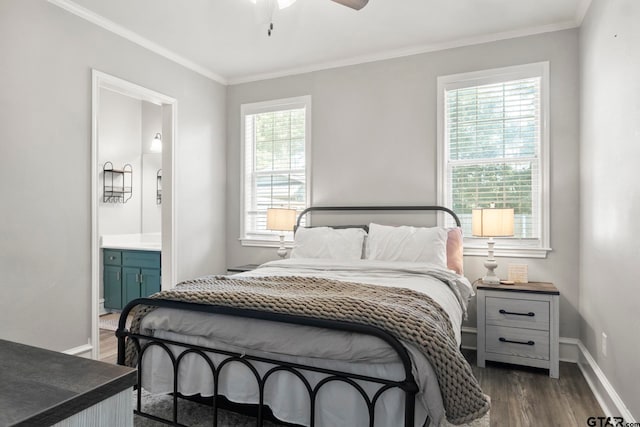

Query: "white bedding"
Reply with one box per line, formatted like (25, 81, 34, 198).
(138, 259, 474, 427)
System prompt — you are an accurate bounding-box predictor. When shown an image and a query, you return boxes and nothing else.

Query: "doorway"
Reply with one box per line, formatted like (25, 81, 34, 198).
(91, 70, 177, 360)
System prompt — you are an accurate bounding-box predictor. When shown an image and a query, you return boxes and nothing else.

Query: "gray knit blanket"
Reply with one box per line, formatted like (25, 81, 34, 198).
(125, 275, 490, 424)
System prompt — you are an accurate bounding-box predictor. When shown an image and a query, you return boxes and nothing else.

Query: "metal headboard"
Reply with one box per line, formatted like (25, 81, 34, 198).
(295, 205, 461, 230)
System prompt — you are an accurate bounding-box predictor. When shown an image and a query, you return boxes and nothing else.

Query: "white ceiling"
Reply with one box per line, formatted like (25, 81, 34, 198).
(52, 0, 589, 84)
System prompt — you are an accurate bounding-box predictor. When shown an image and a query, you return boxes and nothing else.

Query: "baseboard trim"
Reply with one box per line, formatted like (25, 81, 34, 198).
(558, 336, 580, 363)
(460, 326, 478, 350)
(99, 298, 107, 316)
(461, 326, 634, 422)
(62, 342, 93, 358)
(576, 341, 636, 422)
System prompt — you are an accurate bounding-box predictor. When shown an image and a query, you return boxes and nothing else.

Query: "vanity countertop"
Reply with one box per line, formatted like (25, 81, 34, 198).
(0, 339, 135, 426)
(101, 233, 161, 251)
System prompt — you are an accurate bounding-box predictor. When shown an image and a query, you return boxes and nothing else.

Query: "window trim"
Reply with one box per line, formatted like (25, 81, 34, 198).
(239, 95, 312, 247)
(436, 62, 551, 258)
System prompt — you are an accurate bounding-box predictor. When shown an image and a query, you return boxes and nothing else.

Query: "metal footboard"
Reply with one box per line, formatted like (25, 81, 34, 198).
(116, 298, 421, 427)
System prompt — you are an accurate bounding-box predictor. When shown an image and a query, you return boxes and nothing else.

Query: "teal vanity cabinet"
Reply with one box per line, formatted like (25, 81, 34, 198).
(122, 251, 161, 304)
(103, 249, 161, 310)
(104, 250, 123, 310)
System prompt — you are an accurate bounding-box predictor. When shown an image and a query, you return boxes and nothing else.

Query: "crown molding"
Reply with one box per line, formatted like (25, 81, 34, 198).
(48, 0, 583, 88)
(575, 0, 593, 25)
(47, 0, 227, 85)
(228, 20, 578, 85)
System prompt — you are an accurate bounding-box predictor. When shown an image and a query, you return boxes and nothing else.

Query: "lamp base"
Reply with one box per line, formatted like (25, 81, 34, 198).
(482, 243, 500, 284)
(481, 273, 501, 285)
(276, 234, 287, 258)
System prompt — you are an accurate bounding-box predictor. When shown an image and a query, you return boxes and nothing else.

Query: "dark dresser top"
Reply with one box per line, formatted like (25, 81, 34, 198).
(0, 339, 136, 426)
(477, 281, 560, 295)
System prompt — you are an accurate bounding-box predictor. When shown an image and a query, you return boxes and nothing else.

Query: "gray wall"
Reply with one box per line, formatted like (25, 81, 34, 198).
(226, 29, 581, 339)
(0, 0, 226, 351)
(141, 101, 162, 234)
(98, 89, 143, 236)
(580, 0, 640, 419)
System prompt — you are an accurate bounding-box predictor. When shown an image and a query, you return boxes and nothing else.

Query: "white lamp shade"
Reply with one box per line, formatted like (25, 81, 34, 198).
(472, 208, 514, 237)
(266, 208, 297, 232)
(150, 133, 162, 153)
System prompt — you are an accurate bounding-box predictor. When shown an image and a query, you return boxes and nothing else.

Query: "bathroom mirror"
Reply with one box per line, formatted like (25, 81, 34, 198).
(142, 153, 161, 233)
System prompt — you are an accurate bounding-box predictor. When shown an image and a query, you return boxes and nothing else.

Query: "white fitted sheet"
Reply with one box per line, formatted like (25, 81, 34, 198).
(139, 259, 474, 427)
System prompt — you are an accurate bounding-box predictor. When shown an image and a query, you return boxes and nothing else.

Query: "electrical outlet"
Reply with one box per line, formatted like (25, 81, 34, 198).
(602, 332, 608, 357)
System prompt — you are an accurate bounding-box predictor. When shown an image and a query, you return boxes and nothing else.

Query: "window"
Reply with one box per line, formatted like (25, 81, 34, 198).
(241, 96, 311, 245)
(437, 63, 550, 258)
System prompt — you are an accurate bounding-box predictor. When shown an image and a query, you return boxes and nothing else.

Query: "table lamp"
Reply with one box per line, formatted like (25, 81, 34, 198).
(472, 206, 514, 285)
(266, 208, 297, 258)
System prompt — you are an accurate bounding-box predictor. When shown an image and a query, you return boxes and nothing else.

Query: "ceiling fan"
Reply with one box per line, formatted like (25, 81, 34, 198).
(330, 0, 369, 10)
(251, 0, 369, 36)
(257, 0, 369, 10)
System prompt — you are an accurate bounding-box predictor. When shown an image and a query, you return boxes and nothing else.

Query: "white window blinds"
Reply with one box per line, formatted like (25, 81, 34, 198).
(242, 97, 310, 241)
(439, 63, 549, 255)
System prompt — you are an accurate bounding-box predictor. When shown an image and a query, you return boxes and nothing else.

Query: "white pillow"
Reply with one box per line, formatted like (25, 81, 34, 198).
(290, 227, 367, 260)
(366, 223, 448, 267)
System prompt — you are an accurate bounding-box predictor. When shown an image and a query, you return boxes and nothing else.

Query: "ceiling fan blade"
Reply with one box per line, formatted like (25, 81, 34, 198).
(330, 0, 369, 10)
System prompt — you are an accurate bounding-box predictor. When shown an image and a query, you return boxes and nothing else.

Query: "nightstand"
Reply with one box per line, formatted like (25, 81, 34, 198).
(227, 264, 260, 274)
(477, 281, 559, 378)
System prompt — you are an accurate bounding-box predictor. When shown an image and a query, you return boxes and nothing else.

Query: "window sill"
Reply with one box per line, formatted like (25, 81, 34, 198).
(240, 237, 294, 249)
(463, 246, 551, 259)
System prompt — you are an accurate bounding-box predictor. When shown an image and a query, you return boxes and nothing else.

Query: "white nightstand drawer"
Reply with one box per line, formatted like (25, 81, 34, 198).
(486, 296, 549, 331)
(486, 325, 549, 360)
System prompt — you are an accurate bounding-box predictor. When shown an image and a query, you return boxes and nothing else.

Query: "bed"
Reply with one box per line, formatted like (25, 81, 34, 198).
(117, 206, 490, 427)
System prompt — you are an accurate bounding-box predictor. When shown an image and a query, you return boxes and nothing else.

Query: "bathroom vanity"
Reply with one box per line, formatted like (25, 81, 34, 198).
(101, 234, 161, 310)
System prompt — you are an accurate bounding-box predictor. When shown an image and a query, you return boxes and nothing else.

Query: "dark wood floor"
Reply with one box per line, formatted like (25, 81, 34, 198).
(99, 329, 602, 426)
(99, 328, 118, 364)
(99, 313, 120, 364)
(462, 349, 603, 426)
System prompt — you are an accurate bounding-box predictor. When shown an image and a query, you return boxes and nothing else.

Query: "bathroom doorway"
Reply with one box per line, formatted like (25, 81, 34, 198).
(91, 70, 177, 360)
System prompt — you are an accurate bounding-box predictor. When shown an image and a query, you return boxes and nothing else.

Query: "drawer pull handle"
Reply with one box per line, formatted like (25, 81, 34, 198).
(499, 337, 535, 346)
(109, 256, 116, 260)
(499, 309, 535, 317)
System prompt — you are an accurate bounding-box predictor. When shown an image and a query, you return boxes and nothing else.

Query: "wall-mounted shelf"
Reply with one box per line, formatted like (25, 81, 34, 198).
(103, 161, 132, 203)
(156, 169, 162, 205)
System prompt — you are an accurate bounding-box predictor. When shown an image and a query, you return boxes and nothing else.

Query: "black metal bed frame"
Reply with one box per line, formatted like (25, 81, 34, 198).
(295, 205, 461, 229)
(116, 205, 461, 427)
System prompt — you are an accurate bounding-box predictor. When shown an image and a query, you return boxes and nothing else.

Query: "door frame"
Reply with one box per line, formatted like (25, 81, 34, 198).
(91, 70, 178, 360)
